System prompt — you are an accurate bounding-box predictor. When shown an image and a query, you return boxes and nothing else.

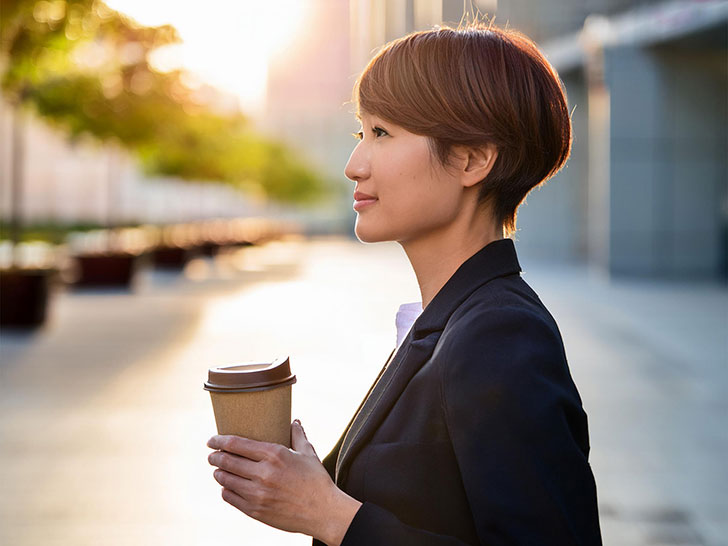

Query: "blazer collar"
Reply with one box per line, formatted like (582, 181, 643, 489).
(335, 238, 521, 483)
(412, 238, 521, 337)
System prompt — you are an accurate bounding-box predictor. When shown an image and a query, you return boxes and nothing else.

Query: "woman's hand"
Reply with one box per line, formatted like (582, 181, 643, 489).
(207, 420, 362, 546)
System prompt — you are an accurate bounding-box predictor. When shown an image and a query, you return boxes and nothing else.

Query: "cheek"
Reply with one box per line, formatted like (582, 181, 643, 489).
(406, 171, 459, 215)
(380, 180, 459, 234)
(375, 147, 459, 221)
(379, 155, 432, 202)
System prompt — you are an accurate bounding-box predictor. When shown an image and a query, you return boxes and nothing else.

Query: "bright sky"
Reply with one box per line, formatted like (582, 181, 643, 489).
(104, 0, 310, 113)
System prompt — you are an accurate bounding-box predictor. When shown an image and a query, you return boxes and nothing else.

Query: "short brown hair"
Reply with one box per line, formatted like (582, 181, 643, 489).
(354, 23, 572, 236)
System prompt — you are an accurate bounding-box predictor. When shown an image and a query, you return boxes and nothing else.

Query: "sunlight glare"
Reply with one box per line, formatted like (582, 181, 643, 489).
(104, 0, 309, 112)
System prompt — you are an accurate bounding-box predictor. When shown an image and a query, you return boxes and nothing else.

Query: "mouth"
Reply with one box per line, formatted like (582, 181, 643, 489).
(353, 191, 378, 212)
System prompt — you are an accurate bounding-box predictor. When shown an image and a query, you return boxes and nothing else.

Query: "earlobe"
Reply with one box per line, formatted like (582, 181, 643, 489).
(462, 144, 498, 187)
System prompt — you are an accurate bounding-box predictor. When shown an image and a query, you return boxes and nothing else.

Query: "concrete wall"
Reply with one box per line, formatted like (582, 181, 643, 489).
(0, 100, 264, 227)
(652, 34, 728, 279)
(515, 71, 589, 262)
(606, 24, 727, 279)
(495, 0, 665, 42)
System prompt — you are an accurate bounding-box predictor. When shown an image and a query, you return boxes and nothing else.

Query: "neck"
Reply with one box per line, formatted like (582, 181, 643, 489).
(401, 210, 503, 309)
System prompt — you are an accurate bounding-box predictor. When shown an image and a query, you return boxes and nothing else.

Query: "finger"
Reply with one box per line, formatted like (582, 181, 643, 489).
(207, 435, 269, 461)
(221, 487, 254, 516)
(208, 449, 259, 479)
(214, 469, 253, 498)
(291, 420, 318, 459)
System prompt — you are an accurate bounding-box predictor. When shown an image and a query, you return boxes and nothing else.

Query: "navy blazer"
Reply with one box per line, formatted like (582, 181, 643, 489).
(315, 239, 602, 545)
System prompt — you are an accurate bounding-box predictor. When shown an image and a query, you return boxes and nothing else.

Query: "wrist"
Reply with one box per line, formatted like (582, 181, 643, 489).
(318, 489, 362, 546)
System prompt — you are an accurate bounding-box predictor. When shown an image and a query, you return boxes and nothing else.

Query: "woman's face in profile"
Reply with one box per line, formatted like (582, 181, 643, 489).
(345, 113, 466, 245)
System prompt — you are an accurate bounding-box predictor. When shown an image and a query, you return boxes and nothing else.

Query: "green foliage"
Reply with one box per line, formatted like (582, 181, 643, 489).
(0, 220, 110, 243)
(0, 0, 323, 203)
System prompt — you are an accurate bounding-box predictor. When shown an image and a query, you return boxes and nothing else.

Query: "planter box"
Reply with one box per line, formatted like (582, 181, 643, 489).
(230, 240, 254, 249)
(74, 252, 145, 287)
(196, 241, 224, 257)
(152, 246, 195, 269)
(0, 268, 56, 328)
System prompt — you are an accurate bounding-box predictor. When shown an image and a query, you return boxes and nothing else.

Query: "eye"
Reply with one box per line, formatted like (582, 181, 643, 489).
(372, 126, 388, 138)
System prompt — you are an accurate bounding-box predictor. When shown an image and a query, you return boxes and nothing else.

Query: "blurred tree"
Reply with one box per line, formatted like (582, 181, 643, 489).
(0, 0, 323, 258)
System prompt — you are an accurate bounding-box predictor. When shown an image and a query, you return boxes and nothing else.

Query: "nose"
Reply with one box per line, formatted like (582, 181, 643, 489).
(344, 141, 369, 183)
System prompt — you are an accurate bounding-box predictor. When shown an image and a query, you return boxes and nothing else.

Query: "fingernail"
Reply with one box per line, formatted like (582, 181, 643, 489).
(293, 419, 301, 426)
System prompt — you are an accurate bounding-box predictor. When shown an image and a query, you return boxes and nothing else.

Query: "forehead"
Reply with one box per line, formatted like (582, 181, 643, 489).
(355, 111, 387, 125)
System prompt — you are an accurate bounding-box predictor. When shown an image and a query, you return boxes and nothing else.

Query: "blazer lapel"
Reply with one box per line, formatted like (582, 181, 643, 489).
(335, 238, 522, 485)
(321, 348, 395, 478)
(335, 330, 440, 482)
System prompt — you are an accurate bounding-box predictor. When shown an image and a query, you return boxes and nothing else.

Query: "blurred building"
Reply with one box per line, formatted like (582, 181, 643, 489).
(0, 98, 267, 229)
(262, 1, 354, 181)
(350, 0, 497, 70)
(495, 0, 664, 43)
(258, 0, 355, 233)
(498, 0, 728, 281)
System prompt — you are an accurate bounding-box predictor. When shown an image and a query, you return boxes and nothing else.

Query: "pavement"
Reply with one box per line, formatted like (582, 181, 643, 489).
(1, 236, 726, 546)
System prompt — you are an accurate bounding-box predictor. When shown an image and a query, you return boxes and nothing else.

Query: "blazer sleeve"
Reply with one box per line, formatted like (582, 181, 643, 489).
(338, 306, 601, 546)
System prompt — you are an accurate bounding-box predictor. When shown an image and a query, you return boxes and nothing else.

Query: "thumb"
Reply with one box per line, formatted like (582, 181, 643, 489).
(291, 419, 318, 459)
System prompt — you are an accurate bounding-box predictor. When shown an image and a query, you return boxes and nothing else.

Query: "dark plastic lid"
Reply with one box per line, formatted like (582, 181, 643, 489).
(203, 356, 296, 393)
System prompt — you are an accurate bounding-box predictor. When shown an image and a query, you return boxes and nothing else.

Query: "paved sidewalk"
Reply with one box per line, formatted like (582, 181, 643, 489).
(520, 257, 728, 546)
(1, 237, 726, 545)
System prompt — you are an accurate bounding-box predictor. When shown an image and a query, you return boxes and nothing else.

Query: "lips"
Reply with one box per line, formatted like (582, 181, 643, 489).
(353, 190, 378, 212)
(354, 191, 377, 201)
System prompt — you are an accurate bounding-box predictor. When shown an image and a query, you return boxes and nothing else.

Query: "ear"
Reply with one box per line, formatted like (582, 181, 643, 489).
(459, 143, 498, 188)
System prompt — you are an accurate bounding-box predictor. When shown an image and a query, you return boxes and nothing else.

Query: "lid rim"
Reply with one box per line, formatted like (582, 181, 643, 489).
(204, 376, 297, 393)
(204, 356, 294, 391)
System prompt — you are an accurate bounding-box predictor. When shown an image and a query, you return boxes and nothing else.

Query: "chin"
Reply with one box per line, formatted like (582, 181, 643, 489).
(354, 229, 384, 244)
(354, 220, 392, 244)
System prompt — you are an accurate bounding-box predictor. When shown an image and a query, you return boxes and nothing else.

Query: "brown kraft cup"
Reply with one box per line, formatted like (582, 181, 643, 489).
(204, 356, 296, 447)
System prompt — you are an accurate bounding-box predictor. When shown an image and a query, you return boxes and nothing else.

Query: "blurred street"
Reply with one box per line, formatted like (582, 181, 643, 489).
(1, 236, 726, 546)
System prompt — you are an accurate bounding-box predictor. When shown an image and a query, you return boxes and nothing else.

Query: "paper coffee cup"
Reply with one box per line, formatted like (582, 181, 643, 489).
(204, 356, 296, 447)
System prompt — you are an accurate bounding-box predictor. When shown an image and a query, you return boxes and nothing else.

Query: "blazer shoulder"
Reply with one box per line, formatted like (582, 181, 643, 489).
(442, 275, 564, 354)
(433, 275, 572, 394)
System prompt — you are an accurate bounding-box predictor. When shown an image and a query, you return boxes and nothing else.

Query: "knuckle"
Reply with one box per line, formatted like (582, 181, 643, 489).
(222, 451, 235, 466)
(214, 451, 228, 468)
(258, 488, 272, 506)
(251, 486, 269, 505)
(248, 488, 261, 504)
(267, 444, 286, 465)
(258, 465, 275, 487)
(222, 436, 236, 451)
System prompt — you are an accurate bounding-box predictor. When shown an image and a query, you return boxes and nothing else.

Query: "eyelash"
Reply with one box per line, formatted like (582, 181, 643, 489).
(352, 126, 388, 141)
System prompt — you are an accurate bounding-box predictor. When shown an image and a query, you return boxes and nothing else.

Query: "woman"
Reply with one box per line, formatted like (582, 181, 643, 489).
(207, 23, 602, 545)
